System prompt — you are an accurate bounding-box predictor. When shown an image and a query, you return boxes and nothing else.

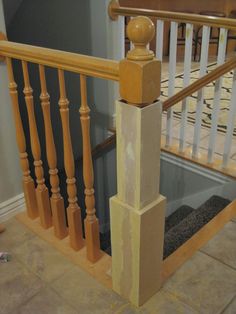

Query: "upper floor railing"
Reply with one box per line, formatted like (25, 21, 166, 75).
(109, 0, 236, 177)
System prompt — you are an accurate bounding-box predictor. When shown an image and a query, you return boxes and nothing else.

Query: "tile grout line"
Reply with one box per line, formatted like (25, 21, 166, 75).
(199, 250, 236, 272)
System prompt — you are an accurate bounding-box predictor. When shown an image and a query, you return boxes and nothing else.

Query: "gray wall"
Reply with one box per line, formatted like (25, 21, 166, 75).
(0, 0, 22, 205)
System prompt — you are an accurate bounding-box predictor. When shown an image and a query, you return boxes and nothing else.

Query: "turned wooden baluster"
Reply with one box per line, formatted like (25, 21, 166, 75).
(80, 74, 100, 262)
(58, 69, 83, 250)
(39, 65, 68, 238)
(22, 60, 52, 228)
(6, 57, 38, 219)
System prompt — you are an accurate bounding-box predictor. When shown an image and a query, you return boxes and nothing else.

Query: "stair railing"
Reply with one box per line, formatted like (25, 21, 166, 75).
(0, 37, 119, 263)
(109, 0, 236, 178)
(0, 16, 164, 307)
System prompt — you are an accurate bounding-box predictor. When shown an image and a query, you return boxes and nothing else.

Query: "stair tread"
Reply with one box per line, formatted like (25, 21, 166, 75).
(165, 205, 194, 233)
(163, 195, 231, 259)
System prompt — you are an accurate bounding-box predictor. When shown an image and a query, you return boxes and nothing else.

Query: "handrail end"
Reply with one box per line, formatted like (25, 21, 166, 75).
(0, 32, 7, 62)
(108, 0, 120, 21)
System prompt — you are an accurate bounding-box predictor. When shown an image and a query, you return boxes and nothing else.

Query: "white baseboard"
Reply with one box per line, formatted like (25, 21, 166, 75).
(0, 193, 25, 223)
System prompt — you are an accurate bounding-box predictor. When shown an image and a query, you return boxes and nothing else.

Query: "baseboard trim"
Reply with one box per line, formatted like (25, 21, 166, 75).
(0, 193, 25, 222)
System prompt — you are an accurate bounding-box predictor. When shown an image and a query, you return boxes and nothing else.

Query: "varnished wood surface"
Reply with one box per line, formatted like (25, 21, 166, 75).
(6, 57, 38, 219)
(58, 69, 83, 251)
(117, 0, 236, 29)
(80, 75, 101, 263)
(0, 41, 119, 81)
(39, 65, 68, 239)
(22, 60, 52, 229)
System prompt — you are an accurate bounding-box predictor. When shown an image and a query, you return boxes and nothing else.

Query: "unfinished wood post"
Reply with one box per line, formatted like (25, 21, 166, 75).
(80, 74, 101, 263)
(39, 65, 68, 239)
(110, 16, 166, 306)
(22, 61, 52, 229)
(58, 69, 83, 250)
(6, 57, 38, 219)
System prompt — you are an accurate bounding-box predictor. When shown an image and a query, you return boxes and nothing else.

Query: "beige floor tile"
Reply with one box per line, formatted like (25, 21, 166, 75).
(231, 216, 236, 223)
(13, 237, 73, 283)
(116, 289, 198, 314)
(13, 287, 78, 314)
(222, 296, 236, 314)
(0, 258, 44, 314)
(52, 265, 126, 314)
(200, 222, 236, 270)
(0, 218, 35, 251)
(164, 251, 236, 314)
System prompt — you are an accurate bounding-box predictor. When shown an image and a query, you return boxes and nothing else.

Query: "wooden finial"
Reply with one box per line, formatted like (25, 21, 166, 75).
(127, 16, 155, 61)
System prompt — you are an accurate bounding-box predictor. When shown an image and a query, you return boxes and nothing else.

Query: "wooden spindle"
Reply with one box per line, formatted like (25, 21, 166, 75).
(6, 57, 38, 219)
(22, 60, 52, 229)
(58, 69, 83, 250)
(39, 65, 67, 239)
(80, 74, 100, 263)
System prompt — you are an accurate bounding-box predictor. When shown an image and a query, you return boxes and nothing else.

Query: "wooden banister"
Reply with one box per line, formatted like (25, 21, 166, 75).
(6, 57, 38, 219)
(163, 56, 236, 111)
(39, 65, 68, 239)
(0, 41, 119, 81)
(22, 60, 52, 229)
(58, 69, 83, 251)
(80, 74, 101, 263)
(108, 0, 236, 30)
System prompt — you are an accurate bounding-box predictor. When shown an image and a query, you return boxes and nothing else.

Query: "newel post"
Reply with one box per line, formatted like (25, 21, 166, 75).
(110, 16, 166, 306)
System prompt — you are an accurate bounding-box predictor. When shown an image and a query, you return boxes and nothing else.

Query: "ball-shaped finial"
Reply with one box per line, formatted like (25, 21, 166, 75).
(126, 16, 155, 61)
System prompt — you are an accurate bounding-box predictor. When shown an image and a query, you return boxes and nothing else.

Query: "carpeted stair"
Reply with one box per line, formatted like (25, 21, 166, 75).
(101, 195, 231, 259)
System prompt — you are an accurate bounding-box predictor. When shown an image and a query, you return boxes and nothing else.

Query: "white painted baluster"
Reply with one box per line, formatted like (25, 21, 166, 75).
(166, 21, 178, 147)
(208, 28, 228, 163)
(179, 23, 193, 152)
(222, 70, 236, 168)
(192, 26, 211, 158)
(156, 20, 164, 61)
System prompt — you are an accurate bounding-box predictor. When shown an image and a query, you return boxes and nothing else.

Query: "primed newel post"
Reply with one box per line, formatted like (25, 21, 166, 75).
(110, 16, 166, 306)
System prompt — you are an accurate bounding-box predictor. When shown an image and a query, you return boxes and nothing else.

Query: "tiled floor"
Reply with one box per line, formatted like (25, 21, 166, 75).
(1, 217, 236, 314)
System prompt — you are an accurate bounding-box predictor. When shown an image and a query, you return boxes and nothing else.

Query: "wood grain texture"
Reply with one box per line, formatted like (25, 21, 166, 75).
(22, 61, 52, 229)
(6, 57, 38, 219)
(80, 75, 101, 263)
(39, 65, 67, 239)
(0, 41, 119, 81)
(58, 69, 83, 251)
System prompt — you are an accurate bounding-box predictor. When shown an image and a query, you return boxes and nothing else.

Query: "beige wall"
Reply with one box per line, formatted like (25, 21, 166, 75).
(0, 0, 22, 206)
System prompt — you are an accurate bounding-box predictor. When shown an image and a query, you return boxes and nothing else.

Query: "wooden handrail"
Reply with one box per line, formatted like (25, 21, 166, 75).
(109, 1, 236, 30)
(163, 57, 236, 111)
(0, 40, 119, 81)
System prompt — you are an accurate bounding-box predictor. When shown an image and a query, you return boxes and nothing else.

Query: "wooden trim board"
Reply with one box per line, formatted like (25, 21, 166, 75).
(162, 199, 236, 282)
(16, 212, 112, 289)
